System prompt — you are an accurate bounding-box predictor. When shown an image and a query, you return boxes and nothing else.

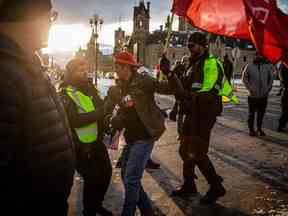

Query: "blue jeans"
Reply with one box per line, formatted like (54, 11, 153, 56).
(121, 139, 154, 216)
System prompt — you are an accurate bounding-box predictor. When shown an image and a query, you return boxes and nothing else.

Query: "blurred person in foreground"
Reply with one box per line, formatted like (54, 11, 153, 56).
(0, 0, 75, 215)
(60, 57, 112, 216)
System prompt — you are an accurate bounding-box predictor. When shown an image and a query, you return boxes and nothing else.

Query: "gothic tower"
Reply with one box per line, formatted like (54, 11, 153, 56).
(114, 27, 125, 54)
(131, 0, 150, 65)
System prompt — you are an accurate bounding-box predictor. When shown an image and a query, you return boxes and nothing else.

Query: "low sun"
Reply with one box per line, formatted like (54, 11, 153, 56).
(44, 24, 91, 53)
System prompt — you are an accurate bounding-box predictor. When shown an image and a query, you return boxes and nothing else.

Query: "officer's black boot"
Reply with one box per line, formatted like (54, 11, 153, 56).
(171, 177, 198, 197)
(198, 160, 226, 205)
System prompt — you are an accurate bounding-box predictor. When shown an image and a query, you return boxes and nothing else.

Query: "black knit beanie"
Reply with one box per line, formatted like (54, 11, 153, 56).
(188, 32, 207, 47)
(0, 0, 52, 22)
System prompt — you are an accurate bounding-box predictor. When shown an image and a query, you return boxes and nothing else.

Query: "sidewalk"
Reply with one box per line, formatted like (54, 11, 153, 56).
(68, 119, 288, 216)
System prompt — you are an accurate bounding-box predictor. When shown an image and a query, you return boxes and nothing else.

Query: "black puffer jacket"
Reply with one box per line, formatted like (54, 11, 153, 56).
(0, 35, 75, 208)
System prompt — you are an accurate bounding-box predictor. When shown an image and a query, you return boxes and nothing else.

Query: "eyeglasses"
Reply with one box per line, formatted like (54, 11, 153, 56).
(49, 10, 58, 22)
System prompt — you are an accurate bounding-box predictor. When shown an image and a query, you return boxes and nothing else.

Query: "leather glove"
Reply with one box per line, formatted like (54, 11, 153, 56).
(160, 54, 171, 76)
(107, 86, 121, 104)
(172, 62, 185, 77)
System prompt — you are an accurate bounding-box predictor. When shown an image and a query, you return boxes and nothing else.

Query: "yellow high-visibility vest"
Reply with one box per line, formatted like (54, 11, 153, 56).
(196, 54, 238, 104)
(66, 86, 98, 144)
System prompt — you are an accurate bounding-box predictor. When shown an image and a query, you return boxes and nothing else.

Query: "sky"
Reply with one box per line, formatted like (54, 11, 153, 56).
(53, 0, 172, 25)
(47, 0, 288, 54)
(45, 0, 173, 53)
(278, 0, 288, 14)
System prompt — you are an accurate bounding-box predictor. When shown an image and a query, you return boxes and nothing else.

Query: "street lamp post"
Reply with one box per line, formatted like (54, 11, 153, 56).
(89, 14, 103, 86)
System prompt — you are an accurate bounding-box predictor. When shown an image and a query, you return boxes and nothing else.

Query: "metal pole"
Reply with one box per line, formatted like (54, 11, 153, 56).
(95, 23, 98, 86)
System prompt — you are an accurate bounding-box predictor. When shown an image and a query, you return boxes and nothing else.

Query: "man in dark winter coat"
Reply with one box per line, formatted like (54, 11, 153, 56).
(0, 1, 75, 215)
(242, 53, 274, 136)
(60, 57, 112, 216)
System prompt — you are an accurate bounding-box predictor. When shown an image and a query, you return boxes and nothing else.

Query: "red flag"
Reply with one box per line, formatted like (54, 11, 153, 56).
(172, 0, 288, 65)
(244, 0, 288, 64)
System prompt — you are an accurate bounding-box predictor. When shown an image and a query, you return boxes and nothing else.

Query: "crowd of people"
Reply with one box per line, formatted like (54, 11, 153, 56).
(1, 1, 287, 216)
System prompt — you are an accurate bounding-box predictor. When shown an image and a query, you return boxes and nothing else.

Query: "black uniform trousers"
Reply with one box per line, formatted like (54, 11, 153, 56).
(76, 141, 112, 215)
(248, 96, 268, 131)
(180, 113, 219, 184)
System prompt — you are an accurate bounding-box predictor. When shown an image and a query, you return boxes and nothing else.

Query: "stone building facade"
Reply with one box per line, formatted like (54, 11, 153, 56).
(114, 27, 126, 54)
(114, 0, 256, 76)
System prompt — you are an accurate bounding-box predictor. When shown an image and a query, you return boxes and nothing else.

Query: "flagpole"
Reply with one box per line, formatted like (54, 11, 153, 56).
(163, 13, 174, 54)
(158, 0, 175, 81)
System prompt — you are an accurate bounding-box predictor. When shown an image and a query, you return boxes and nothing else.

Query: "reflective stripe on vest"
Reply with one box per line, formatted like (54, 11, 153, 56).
(191, 82, 202, 89)
(197, 55, 238, 104)
(66, 86, 98, 144)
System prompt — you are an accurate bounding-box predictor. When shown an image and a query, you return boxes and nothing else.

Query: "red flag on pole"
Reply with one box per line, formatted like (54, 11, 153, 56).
(172, 0, 288, 65)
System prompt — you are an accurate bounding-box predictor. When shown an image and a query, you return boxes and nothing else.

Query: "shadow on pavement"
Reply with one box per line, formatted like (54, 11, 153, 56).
(146, 161, 250, 216)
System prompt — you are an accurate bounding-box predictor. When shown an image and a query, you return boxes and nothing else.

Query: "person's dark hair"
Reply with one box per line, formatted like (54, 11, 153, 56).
(188, 32, 207, 47)
(0, 0, 52, 22)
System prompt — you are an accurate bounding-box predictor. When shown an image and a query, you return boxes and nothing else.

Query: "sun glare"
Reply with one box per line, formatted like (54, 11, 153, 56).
(43, 20, 178, 54)
(44, 24, 91, 53)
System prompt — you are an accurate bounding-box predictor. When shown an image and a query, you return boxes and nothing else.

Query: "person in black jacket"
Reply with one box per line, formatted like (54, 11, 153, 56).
(223, 54, 233, 83)
(278, 63, 288, 132)
(161, 32, 226, 205)
(60, 57, 112, 216)
(0, 1, 75, 215)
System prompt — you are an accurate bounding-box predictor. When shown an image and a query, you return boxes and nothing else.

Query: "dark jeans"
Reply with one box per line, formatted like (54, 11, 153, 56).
(76, 142, 112, 215)
(248, 96, 268, 131)
(121, 139, 154, 216)
(279, 88, 288, 129)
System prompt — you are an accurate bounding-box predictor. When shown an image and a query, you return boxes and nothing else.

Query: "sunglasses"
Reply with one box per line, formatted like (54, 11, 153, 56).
(187, 43, 197, 49)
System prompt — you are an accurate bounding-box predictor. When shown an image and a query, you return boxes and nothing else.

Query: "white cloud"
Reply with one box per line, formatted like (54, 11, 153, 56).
(277, 0, 288, 14)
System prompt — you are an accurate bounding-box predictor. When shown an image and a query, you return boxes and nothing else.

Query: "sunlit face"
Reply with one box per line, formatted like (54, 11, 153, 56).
(115, 63, 132, 81)
(71, 60, 89, 83)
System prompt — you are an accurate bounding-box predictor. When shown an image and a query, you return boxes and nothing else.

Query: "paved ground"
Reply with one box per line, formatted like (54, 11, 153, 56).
(68, 82, 288, 216)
